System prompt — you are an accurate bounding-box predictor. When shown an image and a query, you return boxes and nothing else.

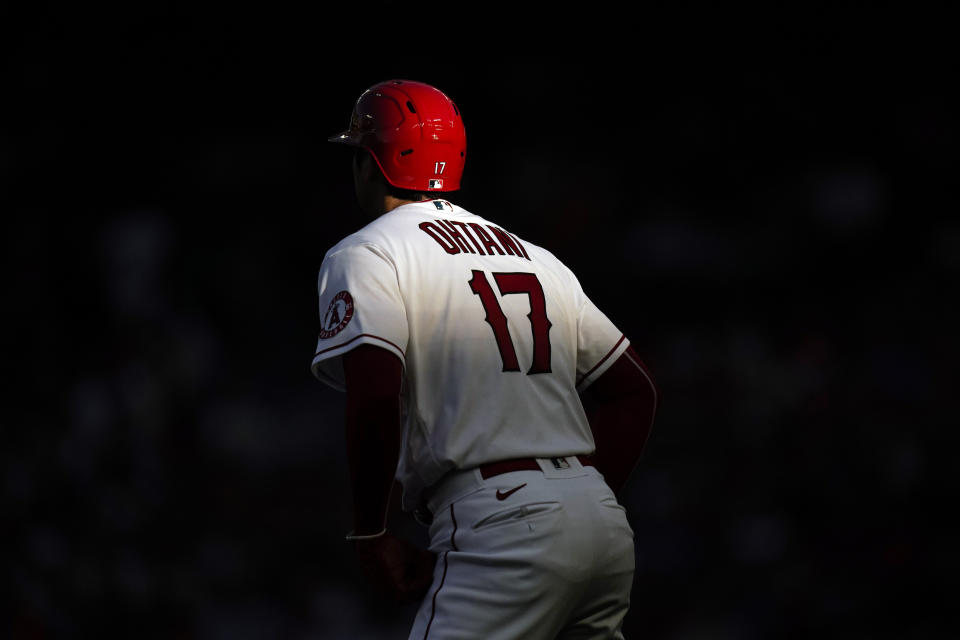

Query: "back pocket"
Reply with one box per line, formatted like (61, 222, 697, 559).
(472, 502, 562, 531)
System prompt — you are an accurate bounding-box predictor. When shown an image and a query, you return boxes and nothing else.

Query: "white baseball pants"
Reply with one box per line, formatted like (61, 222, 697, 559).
(408, 457, 635, 640)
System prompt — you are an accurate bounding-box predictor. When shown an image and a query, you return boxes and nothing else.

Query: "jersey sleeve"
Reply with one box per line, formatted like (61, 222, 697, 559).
(310, 242, 408, 391)
(567, 268, 630, 392)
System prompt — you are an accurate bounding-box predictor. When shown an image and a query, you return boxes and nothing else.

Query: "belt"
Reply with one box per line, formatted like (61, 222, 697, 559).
(415, 455, 597, 526)
(478, 455, 595, 480)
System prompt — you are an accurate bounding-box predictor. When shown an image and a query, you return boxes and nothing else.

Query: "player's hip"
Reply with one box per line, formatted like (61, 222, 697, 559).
(423, 458, 634, 565)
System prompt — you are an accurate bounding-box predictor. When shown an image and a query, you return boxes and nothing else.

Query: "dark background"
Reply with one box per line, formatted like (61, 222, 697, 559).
(5, 5, 957, 639)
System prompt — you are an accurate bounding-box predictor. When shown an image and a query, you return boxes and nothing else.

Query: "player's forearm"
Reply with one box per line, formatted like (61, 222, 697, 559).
(342, 344, 405, 536)
(345, 396, 401, 535)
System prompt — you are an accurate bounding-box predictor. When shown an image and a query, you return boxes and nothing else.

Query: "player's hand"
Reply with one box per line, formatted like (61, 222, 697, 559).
(352, 532, 437, 603)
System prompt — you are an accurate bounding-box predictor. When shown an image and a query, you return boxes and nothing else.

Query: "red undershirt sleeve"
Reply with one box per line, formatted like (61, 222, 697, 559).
(579, 344, 660, 494)
(342, 344, 404, 535)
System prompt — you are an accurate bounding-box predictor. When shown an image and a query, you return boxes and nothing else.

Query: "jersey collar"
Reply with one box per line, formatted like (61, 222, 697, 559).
(400, 199, 459, 215)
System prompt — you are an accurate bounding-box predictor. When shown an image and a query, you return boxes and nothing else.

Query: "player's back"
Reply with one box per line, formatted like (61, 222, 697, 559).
(312, 199, 628, 510)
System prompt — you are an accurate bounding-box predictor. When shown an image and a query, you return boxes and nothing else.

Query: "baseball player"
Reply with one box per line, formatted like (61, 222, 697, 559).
(312, 80, 659, 639)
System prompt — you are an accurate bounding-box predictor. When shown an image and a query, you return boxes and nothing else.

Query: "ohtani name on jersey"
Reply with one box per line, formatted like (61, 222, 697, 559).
(418, 219, 531, 260)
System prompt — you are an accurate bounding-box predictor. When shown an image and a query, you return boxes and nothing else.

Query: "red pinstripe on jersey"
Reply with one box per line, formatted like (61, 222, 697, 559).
(578, 334, 626, 384)
(313, 333, 405, 359)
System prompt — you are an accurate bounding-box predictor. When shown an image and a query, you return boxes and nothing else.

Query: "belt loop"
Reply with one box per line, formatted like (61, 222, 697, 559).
(426, 466, 485, 516)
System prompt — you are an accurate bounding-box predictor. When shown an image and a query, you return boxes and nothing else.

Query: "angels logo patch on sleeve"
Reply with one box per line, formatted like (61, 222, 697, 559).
(310, 243, 409, 390)
(319, 290, 354, 338)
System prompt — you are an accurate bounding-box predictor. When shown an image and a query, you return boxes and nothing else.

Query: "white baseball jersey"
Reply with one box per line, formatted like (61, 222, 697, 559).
(311, 199, 629, 511)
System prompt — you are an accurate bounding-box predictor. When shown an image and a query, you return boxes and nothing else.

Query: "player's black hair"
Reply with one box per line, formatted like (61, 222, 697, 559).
(385, 182, 431, 202)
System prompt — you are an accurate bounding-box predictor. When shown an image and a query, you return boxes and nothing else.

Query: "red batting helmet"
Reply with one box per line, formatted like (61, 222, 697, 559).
(328, 80, 466, 192)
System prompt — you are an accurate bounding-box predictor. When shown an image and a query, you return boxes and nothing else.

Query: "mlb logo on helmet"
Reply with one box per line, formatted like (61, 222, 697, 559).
(429, 178, 444, 190)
